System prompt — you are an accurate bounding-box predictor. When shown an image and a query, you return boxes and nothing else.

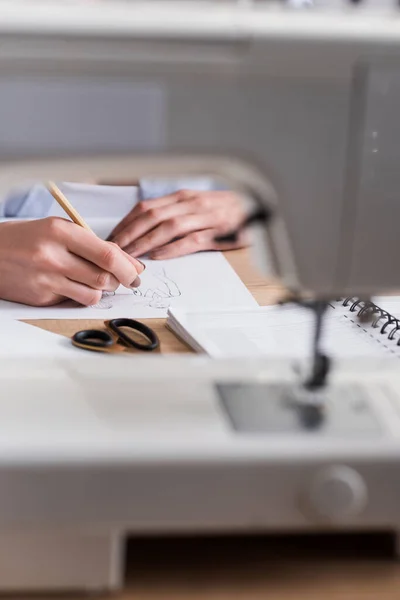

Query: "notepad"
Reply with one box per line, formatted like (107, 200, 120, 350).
(167, 297, 400, 359)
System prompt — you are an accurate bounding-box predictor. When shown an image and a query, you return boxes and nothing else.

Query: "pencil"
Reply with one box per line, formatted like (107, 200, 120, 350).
(47, 181, 93, 232)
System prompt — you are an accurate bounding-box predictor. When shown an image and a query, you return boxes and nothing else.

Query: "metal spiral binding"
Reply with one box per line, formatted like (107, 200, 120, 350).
(342, 297, 400, 345)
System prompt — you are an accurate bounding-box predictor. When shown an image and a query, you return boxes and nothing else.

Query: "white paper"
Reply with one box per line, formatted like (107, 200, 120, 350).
(48, 185, 137, 240)
(0, 320, 95, 359)
(0, 252, 258, 319)
(47, 183, 139, 220)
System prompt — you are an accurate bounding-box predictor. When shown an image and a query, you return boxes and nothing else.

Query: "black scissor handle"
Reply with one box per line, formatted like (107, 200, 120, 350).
(72, 329, 114, 350)
(106, 318, 159, 352)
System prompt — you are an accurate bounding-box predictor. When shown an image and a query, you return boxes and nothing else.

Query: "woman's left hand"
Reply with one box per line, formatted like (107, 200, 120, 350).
(109, 190, 248, 259)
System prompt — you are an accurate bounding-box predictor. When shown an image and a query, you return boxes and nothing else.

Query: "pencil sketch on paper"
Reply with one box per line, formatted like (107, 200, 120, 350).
(131, 266, 182, 309)
(90, 291, 116, 310)
(89, 267, 182, 310)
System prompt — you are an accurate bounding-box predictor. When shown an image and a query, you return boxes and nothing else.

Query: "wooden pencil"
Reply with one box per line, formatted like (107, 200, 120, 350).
(47, 181, 93, 231)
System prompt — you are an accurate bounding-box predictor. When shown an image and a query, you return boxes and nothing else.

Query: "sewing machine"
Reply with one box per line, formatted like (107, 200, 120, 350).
(2, 0, 400, 593)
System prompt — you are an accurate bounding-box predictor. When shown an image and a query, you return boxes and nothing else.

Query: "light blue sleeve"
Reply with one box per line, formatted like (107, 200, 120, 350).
(138, 178, 226, 201)
(0, 178, 226, 218)
(0, 185, 53, 218)
(0, 189, 31, 218)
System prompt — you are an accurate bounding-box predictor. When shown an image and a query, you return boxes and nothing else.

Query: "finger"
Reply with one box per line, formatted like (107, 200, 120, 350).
(149, 229, 247, 260)
(54, 278, 103, 307)
(112, 199, 198, 250)
(66, 228, 140, 288)
(149, 230, 216, 259)
(131, 276, 141, 288)
(109, 191, 192, 239)
(124, 213, 215, 257)
(61, 253, 120, 292)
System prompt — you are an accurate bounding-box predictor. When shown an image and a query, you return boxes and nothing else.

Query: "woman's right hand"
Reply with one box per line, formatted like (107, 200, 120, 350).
(0, 217, 144, 306)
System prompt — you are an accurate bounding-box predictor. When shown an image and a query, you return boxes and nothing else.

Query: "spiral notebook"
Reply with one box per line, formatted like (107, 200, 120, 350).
(166, 296, 400, 359)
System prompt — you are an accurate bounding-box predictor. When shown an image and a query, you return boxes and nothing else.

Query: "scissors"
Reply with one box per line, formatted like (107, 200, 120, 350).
(72, 318, 159, 354)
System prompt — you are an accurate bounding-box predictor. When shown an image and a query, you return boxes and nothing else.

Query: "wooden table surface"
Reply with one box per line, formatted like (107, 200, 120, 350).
(24, 249, 400, 600)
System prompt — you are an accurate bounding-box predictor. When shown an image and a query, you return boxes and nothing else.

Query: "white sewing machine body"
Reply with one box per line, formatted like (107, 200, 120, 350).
(1, 355, 400, 592)
(1, 0, 400, 592)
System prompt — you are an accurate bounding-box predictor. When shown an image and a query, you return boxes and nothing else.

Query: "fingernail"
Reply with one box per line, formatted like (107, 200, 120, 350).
(137, 259, 146, 270)
(129, 276, 141, 288)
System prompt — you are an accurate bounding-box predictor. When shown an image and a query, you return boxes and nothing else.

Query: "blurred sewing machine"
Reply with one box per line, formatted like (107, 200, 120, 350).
(2, 0, 400, 593)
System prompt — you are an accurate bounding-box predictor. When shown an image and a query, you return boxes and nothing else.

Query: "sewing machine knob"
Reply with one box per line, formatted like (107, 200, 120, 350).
(307, 466, 367, 521)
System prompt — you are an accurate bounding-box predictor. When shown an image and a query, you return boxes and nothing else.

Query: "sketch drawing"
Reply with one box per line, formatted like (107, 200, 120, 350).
(90, 266, 181, 310)
(131, 266, 181, 309)
(90, 291, 116, 310)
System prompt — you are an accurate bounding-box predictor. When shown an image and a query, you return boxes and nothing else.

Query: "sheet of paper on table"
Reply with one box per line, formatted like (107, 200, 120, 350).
(0, 319, 96, 359)
(47, 182, 138, 221)
(0, 250, 258, 319)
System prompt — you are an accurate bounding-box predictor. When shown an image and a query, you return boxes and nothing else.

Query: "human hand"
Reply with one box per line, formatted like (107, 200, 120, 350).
(0, 217, 144, 306)
(109, 190, 248, 259)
